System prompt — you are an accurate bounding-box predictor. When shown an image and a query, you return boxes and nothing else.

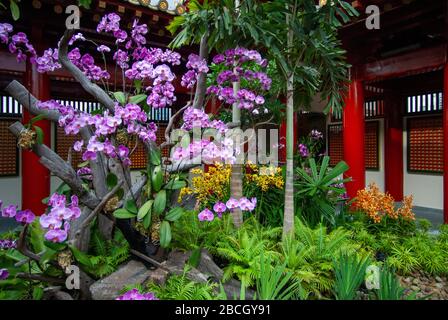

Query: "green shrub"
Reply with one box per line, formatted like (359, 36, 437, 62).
(333, 253, 371, 300)
(145, 267, 217, 300)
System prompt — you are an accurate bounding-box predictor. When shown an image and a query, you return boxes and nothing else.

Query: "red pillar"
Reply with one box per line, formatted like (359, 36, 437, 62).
(443, 64, 448, 224)
(343, 78, 365, 198)
(279, 97, 298, 163)
(21, 60, 51, 215)
(384, 92, 403, 201)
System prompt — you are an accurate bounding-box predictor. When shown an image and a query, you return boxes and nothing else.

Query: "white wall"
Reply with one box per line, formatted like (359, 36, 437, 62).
(0, 175, 21, 207)
(403, 118, 443, 209)
(365, 119, 385, 192)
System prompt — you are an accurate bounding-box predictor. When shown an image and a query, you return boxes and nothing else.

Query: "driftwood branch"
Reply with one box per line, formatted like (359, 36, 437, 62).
(160, 103, 190, 149)
(9, 122, 100, 209)
(16, 272, 65, 285)
(5, 79, 108, 200)
(192, 32, 209, 109)
(5, 80, 61, 122)
(58, 29, 115, 111)
(129, 249, 171, 272)
(123, 174, 147, 205)
(164, 156, 202, 173)
(77, 181, 124, 233)
(16, 224, 41, 262)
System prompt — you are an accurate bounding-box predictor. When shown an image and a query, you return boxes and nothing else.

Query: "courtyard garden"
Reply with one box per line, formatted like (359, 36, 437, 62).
(0, 0, 447, 302)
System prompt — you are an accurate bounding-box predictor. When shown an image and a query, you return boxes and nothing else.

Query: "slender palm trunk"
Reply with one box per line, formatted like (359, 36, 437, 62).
(282, 15, 295, 238)
(230, 77, 244, 228)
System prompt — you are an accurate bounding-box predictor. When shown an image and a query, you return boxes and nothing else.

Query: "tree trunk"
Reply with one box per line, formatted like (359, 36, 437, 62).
(282, 17, 295, 238)
(230, 163, 244, 227)
(230, 71, 244, 228)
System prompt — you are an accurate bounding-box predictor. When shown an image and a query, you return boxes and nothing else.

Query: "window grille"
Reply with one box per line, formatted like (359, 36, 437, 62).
(364, 100, 384, 118)
(406, 92, 443, 114)
(0, 95, 20, 176)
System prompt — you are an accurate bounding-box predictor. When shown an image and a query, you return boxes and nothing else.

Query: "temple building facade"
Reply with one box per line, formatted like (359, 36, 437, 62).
(0, 0, 447, 225)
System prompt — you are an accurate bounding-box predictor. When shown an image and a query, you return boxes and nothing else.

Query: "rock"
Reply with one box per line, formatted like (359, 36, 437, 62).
(43, 289, 74, 300)
(162, 249, 256, 300)
(410, 285, 420, 291)
(435, 276, 443, 283)
(196, 249, 224, 281)
(90, 260, 153, 300)
(163, 250, 209, 283)
(435, 283, 444, 289)
(412, 278, 420, 285)
(222, 278, 255, 300)
(403, 277, 412, 284)
(147, 268, 169, 285)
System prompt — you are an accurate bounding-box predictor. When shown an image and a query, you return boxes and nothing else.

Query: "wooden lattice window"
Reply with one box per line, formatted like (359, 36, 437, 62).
(328, 124, 343, 166)
(365, 121, 379, 170)
(55, 126, 83, 169)
(128, 124, 169, 170)
(0, 119, 19, 176)
(407, 116, 443, 174)
(327, 121, 379, 170)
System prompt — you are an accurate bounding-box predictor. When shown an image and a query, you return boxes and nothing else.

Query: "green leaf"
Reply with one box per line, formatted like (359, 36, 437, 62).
(124, 199, 138, 214)
(151, 165, 163, 192)
(78, 0, 92, 9)
(149, 148, 161, 166)
(69, 245, 93, 268)
(129, 94, 147, 104)
(159, 221, 172, 248)
(32, 287, 44, 300)
(143, 209, 152, 229)
(137, 200, 153, 220)
(153, 190, 166, 215)
(106, 173, 118, 189)
(164, 179, 186, 190)
(40, 248, 56, 264)
(116, 188, 125, 200)
(29, 114, 46, 125)
(113, 208, 136, 219)
(9, 0, 20, 21)
(165, 206, 184, 222)
(77, 161, 90, 168)
(134, 80, 142, 93)
(113, 91, 126, 105)
(188, 247, 202, 268)
(29, 221, 45, 253)
(33, 125, 44, 145)
(44, 241, 67, 252)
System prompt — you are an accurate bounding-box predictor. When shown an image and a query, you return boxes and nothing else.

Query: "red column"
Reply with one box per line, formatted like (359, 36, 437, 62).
(21, 60, 51, 215)
(443, 64, 448, 224)
(279, 98, 298, 163)
(384, 92, 403, 201)
(343, 79, 365, 198)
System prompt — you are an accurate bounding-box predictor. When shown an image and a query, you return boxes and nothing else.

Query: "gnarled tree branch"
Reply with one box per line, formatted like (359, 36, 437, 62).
(192, 32, 209, 109)
(58, 29, 115, 112)
(9, 122, 100, 209)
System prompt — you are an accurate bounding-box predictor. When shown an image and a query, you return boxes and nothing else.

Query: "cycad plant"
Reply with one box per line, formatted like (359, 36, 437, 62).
(294, 156, 349, 227)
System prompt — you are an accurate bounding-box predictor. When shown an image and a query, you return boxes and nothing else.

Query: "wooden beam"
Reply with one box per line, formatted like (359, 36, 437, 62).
(357, 45, 447, 81)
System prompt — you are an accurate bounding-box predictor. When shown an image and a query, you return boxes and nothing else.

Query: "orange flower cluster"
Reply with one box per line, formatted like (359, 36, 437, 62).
(353, 183, 415, 223)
